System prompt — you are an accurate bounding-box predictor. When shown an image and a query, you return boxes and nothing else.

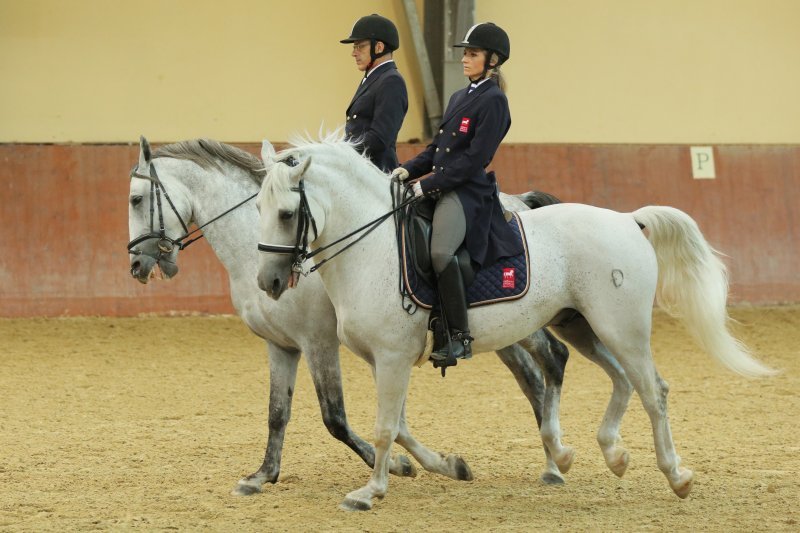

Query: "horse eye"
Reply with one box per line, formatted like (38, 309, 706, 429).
(130, 195, 143, 207)
(279, 210, 295, 220)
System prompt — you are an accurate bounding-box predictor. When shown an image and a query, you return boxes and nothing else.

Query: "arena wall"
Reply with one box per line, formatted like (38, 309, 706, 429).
(0, 142, 797, 317)
(2, 1, 798, 315)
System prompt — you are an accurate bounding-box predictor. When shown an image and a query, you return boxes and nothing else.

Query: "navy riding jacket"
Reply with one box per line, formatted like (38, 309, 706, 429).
(345, 62, 408, 172)
(401, 78, 523, 268)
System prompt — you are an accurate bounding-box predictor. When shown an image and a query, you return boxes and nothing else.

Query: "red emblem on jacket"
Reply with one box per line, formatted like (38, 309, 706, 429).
(502, 268, 515, 289)
(459, 117, 471, 133)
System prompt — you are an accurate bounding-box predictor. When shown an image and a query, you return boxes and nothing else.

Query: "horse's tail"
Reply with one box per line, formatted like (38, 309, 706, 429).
(632, 206, 778, 378)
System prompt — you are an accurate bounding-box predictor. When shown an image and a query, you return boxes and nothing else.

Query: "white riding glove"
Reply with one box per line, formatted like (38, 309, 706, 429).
(390, 167, 410, 182)
(412, 182, 424, 198)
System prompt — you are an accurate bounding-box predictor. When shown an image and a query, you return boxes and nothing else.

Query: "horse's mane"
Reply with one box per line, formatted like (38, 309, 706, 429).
(283, 128, 382, 171)
(286, 127, 353, 150)
(263, 128, 385, 210)
(153, 139, 266, 184)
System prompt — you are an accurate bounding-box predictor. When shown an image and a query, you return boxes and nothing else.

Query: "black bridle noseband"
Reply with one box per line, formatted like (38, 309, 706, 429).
(126, 162, 257, 257)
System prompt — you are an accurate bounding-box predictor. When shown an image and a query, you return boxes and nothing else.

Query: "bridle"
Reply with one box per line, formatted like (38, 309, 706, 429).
(256, 173, 319, 275)
(257, 158, 419, 276)
(126, 162, 257, 258)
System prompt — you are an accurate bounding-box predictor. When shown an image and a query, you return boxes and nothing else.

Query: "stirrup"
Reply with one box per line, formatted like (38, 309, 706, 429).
(431, 331, 473, 361)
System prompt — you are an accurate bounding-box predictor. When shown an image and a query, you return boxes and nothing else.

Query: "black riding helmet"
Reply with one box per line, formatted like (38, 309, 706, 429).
(340, 14, 399, 70)
(453, 22, 510, 80)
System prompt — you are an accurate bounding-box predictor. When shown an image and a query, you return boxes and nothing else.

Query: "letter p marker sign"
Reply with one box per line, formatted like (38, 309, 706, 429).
(690, 146, 716, 179)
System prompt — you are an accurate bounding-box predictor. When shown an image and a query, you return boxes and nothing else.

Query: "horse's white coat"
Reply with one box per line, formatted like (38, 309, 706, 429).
(127, 137, 570, 496)
(255, 136, 775, 510)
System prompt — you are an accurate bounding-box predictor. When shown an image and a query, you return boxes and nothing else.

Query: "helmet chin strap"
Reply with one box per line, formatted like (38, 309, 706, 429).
(469, 52, 497, 83)
(366, 40, 391, 72)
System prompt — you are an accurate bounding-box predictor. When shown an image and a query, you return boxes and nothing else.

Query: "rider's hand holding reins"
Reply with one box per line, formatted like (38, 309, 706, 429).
(390, 167, 410, 182)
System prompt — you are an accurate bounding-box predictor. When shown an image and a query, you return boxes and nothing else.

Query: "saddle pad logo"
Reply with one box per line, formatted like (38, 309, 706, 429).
(502, 268, 515, 289)
(459, 117, 471, 133)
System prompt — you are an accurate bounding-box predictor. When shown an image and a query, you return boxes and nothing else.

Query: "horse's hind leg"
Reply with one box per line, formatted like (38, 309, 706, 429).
(551, 316, 634, 478)
(497, 330, 573, 483)
(303, 346, 415, 478)
(588, 315, 694, 498)
(233, 342, 301, 495)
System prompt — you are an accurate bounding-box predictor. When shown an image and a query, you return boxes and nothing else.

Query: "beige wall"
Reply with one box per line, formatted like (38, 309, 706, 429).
(479, 0, 800, 143)
(0, 0, 428, 143)
(1, 0, 798, 144)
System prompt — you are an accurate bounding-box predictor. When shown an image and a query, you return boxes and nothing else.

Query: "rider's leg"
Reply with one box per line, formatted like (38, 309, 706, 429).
(430, 192, 471, 360)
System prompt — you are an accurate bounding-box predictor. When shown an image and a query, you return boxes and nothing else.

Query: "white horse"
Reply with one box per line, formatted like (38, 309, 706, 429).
(254, 134, 776, 511)
(126, 136, 578, 494)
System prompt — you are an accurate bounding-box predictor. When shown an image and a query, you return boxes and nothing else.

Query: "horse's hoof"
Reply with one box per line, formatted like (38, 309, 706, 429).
(391, 455, 418, 478)
(446, 454, 473, 481)
(540, 471, 565, 485)
(608, 448, 630, 478)
(670, 468, 694, 499)
(339, 494, 373, 512)
(231, 481, 262, 496)
(555, 447, 575, 474)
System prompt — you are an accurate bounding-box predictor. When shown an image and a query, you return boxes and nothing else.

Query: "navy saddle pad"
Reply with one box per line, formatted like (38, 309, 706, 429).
(401, 212, 530, 309)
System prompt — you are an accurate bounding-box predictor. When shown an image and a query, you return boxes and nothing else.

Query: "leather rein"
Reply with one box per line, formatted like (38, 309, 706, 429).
(257, 158, 419, 277)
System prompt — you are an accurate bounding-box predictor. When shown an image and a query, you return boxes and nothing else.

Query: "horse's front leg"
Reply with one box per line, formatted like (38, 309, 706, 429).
(233, 342, 299, 495)
(393, 401, 473, 481)
(515, 329, 576, 475)
(303, 346, 416, 478)
(340, 357, 412, 511)
(497, 331, 573, 484)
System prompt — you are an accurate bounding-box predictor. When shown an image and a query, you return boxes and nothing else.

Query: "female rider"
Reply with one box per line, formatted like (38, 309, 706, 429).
(391, 23, 522, 362)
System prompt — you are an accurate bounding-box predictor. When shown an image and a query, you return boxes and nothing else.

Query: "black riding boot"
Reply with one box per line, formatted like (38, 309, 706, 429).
(431, 256, 473, 361)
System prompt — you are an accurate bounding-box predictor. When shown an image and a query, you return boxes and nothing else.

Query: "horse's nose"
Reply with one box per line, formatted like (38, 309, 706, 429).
(130, 259, 142, 278)
(257, 271, 283, 300)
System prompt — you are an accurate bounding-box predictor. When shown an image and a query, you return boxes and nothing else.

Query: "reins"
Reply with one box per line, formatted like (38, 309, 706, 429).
(127, 162, 257, 255)
(303, 191, 419, 274)
(257, 171, 420, 276)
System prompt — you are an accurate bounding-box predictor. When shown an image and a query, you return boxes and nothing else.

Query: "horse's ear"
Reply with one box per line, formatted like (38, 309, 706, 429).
(138, 135, 152, 168)
(298, 156, 311, 176)
(261, 139, 276, 162)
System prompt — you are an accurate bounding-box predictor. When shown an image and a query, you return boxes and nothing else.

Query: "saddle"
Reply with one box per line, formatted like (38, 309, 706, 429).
(406, 197, 475, 289)
(401, 198, 531, 364)
(402, 198, 530, 309)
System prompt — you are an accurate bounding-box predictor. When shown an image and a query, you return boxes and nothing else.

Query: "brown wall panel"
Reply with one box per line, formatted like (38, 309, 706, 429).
(1, 143, 797, 317)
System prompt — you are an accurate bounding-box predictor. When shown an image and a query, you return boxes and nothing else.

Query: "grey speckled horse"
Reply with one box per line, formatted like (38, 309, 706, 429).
(126, 136, 575, 495)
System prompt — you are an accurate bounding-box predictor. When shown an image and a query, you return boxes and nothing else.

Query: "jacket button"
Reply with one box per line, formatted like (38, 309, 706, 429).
(353, 114, 357, 119)
(439, 129, 443, 134)
(445, 148, 450, 152)
(451, 132, 456, 136)
(435, 148, 440, 152)
(432, 165, 436, 170)
(346, 116, 350, 121)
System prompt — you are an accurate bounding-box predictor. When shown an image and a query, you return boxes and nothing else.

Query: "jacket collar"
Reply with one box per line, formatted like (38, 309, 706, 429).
(347, 62, 398, 111)
(441, 78, 497, 124)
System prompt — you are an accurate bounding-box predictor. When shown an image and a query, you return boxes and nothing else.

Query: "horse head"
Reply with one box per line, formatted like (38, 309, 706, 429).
(255, 149, 324, 299)
(127, 135, 189, 283)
